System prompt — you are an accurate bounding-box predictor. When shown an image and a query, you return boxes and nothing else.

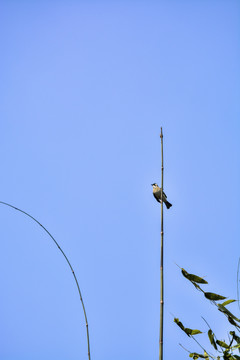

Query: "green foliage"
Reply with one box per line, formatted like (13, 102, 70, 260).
(217, 304, 240, 322)
(216, 340, 230, 349)
(230, 331, 240, 345)
(189, 352, 209, 359)
(175, 267, 240, 360)
(208, 329, 218, 350)
(222, 300, 236, 307)
(174, 318, 202, 337)
(204, 292, 226, 301)
(181, 268, 208, 284)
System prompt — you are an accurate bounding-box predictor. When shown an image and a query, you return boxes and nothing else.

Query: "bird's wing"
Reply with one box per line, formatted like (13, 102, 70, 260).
(163, 191, 167, 198)
(153, 193, 161, 203)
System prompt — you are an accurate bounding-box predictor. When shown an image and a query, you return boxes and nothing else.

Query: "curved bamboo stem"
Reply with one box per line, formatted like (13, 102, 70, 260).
(0, 200, 91, 360)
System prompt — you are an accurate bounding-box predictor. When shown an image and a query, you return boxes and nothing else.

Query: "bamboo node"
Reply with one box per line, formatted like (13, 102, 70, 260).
(160, 300, 164, 304)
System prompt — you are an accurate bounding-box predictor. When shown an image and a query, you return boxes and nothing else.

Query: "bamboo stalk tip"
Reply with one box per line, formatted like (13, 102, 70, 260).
(160, 127, 163, 138)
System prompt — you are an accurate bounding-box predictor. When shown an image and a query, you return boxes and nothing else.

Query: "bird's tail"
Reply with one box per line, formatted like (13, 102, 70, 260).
(165, 201, 172, 209)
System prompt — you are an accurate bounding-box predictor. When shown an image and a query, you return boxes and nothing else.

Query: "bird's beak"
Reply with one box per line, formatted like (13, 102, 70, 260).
(151, 184, 154, 186)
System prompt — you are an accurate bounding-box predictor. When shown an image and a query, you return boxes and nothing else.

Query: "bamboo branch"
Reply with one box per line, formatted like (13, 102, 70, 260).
(237, 257, 240, 311)
(0, 201, 91, 360)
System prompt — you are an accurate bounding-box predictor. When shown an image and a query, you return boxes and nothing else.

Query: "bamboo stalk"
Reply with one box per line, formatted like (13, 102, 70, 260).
(0, 201, 91, 360)
(159, 127, 164, 360)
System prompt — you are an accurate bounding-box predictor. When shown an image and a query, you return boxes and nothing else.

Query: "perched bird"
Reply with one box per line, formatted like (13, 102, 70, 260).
(151, 183, 172, 209)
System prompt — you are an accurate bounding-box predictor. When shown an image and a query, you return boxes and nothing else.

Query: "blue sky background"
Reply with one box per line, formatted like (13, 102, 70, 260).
(0, 1, 240, 359)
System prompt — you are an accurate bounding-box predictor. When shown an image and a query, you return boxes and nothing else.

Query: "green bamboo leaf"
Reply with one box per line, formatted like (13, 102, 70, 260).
(174, 318, 185, 332)
(230, 331, 240, 344)
(189, 354, 199, 359)
(221, 299, 236, 307)
(230, 332, 234, 347)
(204, 351, 209, 360)
(223, 351, 234, 360)
(208, 329, 218, 350)
(174, 318, 202, 337)
(233, 355, 240, 359)
(189, 353, 206, 359)
(228, 316, 240, 327)
(182, 269, 208, 284)
(216, 340, 230, 349)
(204, 292, 226, 301)
(185, 328, 202, 336)
(191, 329, 203, 335)
(218, 304, 240, 322)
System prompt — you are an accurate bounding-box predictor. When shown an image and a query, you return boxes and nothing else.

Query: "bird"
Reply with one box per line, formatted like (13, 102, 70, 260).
(151, 183, 172, 209)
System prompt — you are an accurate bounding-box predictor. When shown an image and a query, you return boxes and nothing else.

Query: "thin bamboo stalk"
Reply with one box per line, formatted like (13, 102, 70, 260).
(159, 127, 164, 360)
(0, 201, 91, 360)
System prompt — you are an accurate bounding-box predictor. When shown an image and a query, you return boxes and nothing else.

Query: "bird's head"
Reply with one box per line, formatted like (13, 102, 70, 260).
(151, 183, 158, 188)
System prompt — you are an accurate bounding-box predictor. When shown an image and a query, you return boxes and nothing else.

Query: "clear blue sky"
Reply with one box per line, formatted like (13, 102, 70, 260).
(0, 1, 239, 359)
